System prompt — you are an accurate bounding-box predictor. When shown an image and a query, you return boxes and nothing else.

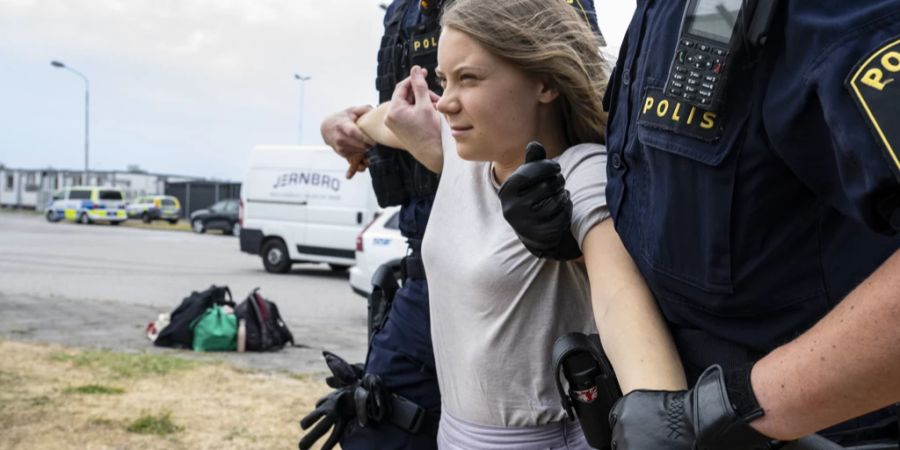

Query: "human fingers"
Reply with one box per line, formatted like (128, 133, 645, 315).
(391, 76, 414, 108)
(410, 66, 432, 106)
(348, 104, 374, 119)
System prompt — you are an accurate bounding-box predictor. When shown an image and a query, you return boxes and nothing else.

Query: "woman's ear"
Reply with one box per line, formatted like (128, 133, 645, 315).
(537, 78, 560, 104)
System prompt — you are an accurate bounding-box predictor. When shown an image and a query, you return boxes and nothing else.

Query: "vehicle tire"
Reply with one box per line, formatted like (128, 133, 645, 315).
(78, 213, 91, 225)
(230, 222, 241, 237)
(141, 212, 151, 223)
(261, 239, 292, 274)
(191, 219, 205, 234)
(328, 264, 350, 272)
(45, 210, 59, 223)
(110, 221, 122, 226)
(167, 219, 178, 225)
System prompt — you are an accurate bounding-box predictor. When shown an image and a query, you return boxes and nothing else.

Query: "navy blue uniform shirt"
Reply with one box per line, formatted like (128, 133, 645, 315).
(606, 0, 900, 381)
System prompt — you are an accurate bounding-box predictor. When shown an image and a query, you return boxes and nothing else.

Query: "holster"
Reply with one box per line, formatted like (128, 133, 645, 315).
(553, 332, 622, 450)
(367, 260, 402, 343)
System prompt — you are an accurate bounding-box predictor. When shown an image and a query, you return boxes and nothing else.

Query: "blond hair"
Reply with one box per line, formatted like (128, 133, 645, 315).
(441, 0, 609, 144)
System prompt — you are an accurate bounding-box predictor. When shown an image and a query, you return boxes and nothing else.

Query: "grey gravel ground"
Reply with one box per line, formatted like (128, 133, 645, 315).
(0, 210, 369, 373)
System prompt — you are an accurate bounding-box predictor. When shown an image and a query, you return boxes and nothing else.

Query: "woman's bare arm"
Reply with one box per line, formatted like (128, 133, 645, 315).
(356, 103, 406, 149)
(583, 219, 687, 393)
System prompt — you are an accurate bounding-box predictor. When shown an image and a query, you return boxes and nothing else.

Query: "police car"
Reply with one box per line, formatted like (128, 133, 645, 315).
(126, 195, 181, 224)
(45, 186, 128, 225)
(349, 206, 406, 297)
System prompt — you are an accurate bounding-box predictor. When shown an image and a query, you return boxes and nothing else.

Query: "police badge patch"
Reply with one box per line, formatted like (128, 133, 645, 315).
(847, 38, 900, 180)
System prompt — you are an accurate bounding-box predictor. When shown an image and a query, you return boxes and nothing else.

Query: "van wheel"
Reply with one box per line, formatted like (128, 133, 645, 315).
(262, 240, 292, 274)
(141, 212, 151, 223)
(110, 221, 121, 226)
(328, 264, 349, 272)
(192, 219, 205, 233)
(45, 210, 60, 223)
(167, 219, 179, 225)
(79, 213, 91, 225)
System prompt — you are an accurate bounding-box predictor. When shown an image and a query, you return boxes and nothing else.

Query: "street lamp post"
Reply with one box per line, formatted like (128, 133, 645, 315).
(51, 60, 90, 184)
(294, 73, 311, 145)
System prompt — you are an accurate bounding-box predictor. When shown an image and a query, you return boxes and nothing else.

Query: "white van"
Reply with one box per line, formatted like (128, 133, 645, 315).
(239, 145, 379, 273)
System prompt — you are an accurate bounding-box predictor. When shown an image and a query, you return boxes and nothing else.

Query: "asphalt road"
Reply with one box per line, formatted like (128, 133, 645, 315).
(0, 211, 369, 373)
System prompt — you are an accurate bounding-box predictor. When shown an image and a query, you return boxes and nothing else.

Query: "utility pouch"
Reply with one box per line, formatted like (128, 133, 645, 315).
(368, 146, 410, 208)
(408, 157, 440, 199)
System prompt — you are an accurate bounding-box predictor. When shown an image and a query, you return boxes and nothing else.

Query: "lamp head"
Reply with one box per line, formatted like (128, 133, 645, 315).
(51, 60, 66, 68)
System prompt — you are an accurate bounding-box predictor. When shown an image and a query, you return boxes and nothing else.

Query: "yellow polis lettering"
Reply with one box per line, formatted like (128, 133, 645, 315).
(700, 111, 717, 129)
(643, 96, 656, 114)
(656, 99, 670, 117)
(413, 40, 421, 52)
(861, 50, 900, 91)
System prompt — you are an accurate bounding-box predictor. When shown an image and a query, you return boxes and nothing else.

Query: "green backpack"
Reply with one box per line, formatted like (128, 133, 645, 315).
(190, 305, 237, 352)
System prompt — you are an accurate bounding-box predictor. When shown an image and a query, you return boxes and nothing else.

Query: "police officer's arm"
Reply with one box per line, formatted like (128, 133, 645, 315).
(748, 252, 900, 440)
(320, 105, 376, 179)
(356, 66, 444, 174)
(582, 219, 687, 393)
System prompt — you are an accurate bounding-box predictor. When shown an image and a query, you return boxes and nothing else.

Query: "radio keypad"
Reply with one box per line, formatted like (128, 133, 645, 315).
(668, 38, 727, 107)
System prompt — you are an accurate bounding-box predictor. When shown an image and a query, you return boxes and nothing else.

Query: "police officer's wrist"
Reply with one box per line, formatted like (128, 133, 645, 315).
(724, 362, 765, 421)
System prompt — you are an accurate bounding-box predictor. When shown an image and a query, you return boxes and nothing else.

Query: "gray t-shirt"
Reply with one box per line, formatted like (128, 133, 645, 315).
(423, 119, 610, 427)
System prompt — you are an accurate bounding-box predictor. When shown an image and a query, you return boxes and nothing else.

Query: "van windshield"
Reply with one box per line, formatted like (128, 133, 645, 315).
(69, 190, 91, 200)
(99, 190, 123, 200)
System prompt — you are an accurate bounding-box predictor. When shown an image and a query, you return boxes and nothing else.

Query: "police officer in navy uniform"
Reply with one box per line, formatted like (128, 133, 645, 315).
(500, 0, 900, 448)
(304, 1, 603, 449)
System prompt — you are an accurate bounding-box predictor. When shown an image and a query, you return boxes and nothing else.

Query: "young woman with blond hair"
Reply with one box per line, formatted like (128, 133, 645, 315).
(357, 0, 686, 447)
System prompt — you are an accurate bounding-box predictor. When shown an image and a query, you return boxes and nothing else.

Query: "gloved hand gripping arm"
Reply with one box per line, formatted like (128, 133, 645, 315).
(498, 141, 583, 261)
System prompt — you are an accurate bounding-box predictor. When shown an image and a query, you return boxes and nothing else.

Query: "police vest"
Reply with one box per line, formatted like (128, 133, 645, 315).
(369, 0, 443, 208)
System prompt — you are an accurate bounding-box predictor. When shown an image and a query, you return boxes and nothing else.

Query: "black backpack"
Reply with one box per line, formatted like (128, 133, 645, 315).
(155, 285, 234, 349)
(235, 288, 294, 351)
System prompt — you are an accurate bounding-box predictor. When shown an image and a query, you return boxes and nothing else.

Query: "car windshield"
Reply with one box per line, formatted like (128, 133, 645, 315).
(161, 199, 175, 207)
(69, 190, 91, 200)
(99, 190, 123, 200)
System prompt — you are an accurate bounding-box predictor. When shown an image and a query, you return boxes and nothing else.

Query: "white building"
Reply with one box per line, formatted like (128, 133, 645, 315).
(0, 166, 202, 210)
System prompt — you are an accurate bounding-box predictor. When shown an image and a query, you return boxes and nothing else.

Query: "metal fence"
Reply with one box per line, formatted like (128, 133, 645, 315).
(165, 181, 241, 218)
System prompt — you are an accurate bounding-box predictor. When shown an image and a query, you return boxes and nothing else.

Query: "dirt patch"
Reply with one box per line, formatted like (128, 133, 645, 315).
(0, 339, 334, 450)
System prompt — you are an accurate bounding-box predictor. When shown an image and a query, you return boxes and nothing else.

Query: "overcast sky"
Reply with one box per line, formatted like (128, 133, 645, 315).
(0, 0, 635, 181)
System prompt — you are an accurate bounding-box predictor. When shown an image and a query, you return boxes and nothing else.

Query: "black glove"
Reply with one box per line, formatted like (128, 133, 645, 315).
(299, 386, 356, 450)
(299, 352, 364, 450)
(498, 141, 582, 261)
(323, 351, 364, 389)
(609, 365, 772, 450)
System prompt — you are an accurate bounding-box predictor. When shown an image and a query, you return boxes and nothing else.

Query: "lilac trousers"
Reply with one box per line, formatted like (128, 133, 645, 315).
(437, 410, 593, 450)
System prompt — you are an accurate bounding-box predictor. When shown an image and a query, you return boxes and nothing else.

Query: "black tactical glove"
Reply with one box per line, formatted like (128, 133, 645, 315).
(323, 351, 364, 389)
(299, 386, 356, 450)
(299, 352, 364, 450)
(498, 141, 582, 261)
(609, 365, 772, 450)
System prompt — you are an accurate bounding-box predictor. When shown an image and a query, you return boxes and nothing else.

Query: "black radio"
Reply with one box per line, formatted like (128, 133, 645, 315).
(665, 0, 779, 111)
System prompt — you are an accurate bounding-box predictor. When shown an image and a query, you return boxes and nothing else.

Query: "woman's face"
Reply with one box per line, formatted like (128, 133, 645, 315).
(435, 28, 553, 164)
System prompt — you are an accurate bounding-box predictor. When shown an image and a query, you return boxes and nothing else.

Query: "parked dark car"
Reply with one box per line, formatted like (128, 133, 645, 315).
(190, 199, 240, 235)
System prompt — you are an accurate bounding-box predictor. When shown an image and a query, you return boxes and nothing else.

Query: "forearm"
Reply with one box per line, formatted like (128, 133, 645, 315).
(356, 103, 404, 149)
(584, 219, 687, 393)
(357, 102, 444, 173)
(750, 249, 900, 440)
